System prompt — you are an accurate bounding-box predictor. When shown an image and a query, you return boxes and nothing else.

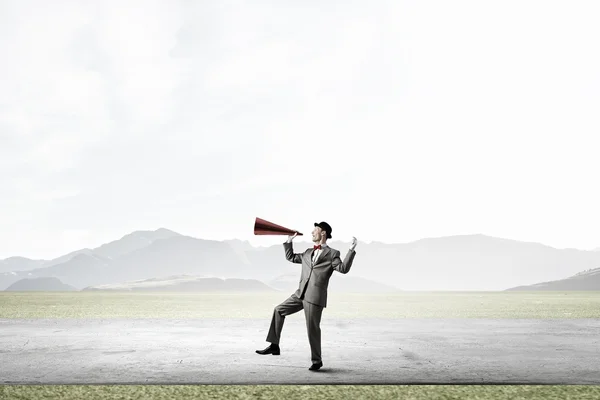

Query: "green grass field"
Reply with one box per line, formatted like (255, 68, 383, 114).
(1, 291, 600, 319)
(2, 384, 600, 400)
(2, 291, 600, 399)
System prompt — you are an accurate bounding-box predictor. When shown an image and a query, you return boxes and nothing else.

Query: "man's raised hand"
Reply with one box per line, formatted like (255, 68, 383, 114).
(350, 236, 357, 251)
(287, 232, 299, 242)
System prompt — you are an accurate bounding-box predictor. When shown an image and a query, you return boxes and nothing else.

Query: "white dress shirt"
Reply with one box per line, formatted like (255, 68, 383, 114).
(311, 243, 328, 264)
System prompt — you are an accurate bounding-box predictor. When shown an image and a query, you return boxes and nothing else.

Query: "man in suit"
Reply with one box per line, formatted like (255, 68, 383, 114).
(255, 221, 358, 371)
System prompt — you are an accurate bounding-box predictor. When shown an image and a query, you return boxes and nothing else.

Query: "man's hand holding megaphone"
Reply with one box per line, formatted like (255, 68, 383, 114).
(287, 231, 299, 240)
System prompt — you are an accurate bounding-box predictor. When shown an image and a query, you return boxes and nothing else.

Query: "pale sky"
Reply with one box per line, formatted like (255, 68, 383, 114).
(1, 0, 599, 260)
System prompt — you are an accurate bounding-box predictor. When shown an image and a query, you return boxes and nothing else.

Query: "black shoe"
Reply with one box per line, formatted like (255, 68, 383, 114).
(255, 344, 280, 355)
(309, 361, 323, 371)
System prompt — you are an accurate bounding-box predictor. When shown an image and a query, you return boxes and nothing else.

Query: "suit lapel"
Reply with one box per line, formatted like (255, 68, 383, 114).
(313, 246, 331, 265)
(305, 249, 313, 264)
(320, 246, 331, 261)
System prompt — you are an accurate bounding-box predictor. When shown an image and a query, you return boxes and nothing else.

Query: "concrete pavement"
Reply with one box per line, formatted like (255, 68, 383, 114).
(1, 318, 599, 384)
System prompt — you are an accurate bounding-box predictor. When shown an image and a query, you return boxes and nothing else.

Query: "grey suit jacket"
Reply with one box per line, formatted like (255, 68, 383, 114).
(284, 242, 356, 308)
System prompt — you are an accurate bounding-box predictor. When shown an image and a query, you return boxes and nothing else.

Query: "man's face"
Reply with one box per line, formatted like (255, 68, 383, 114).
(312, 226, 324, 243)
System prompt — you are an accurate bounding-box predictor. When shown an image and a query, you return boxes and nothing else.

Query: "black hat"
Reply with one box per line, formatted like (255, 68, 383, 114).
(314, 221, 332, 239)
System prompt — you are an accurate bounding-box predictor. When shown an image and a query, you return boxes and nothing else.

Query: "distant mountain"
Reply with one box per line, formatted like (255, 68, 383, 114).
(224, 239, 253, 266)
(3, 229, 600, 291)
(0, 234, 259, 290)
(505, 267, 600, 291)
(1, 253, 112, 290)
(269, 272, 401, 293)
(83, 275, 276, 292)
(0, 228, 182, 273)
(93, 228, 181, 259)
(5, 277, 77, 291)
(0, 257, 45, 273)
(334, 234, 600, 291)
(100, 235, 255, 285)
(42, 248, 97, 268)
(0, 229, 187, 289)
(224, 239, 255, 253)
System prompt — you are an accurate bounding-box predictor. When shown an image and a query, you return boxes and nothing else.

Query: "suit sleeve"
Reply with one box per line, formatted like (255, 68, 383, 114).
(332, 249, 356, 274)
(283, 242, 303, 264)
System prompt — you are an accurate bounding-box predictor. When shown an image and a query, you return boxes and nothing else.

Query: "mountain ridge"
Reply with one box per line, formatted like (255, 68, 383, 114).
(506, 267, 600, 291)
(2, 228, 600, 291)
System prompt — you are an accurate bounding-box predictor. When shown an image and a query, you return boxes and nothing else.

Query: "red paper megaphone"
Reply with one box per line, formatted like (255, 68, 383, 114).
(253, 217, 303, 236)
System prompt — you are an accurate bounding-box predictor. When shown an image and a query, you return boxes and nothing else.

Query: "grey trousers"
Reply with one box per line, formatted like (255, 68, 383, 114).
(266, 293, 324, 364)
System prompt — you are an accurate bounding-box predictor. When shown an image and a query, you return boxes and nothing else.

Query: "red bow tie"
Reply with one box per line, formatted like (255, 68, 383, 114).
(313, 245, 322, 250)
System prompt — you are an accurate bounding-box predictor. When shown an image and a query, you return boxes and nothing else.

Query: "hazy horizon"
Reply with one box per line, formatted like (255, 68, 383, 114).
(2, 0, 599, 260)
(3, 227, 599, 261)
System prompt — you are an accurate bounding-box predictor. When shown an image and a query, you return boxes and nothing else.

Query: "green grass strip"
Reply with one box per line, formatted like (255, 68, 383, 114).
(2, 292, 600, 319)
(2, 385, 600, 400)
